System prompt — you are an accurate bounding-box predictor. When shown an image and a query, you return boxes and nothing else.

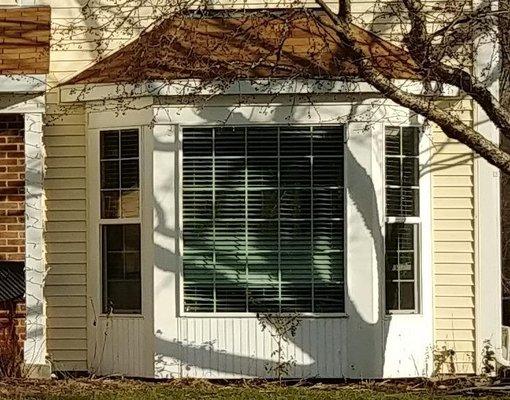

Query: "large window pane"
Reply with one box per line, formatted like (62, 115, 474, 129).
(183, 126, 345, 313)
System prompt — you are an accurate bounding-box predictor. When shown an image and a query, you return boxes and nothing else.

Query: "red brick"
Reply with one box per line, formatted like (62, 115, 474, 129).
(0, 299, 26, 361)
(0, 116, 24, 261)
(0, 115, 24, 262)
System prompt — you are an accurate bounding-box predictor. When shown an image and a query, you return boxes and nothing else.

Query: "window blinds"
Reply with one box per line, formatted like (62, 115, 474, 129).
(182, 126, 345, 313)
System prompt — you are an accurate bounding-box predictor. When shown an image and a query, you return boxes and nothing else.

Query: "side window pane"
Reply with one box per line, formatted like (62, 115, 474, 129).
(102, 224, 141, 314)
(385, 126, 420, 217)
(100, 129, 140, 219)
(101, 131, 119, 159)
(120, 129, 139, 158)
(101, 190, 120, 219)
(385, 223, 417, 312)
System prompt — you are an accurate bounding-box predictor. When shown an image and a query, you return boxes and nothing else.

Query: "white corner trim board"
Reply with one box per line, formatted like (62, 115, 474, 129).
(24, 112, 50, 376)
(472, 1, 503, 370)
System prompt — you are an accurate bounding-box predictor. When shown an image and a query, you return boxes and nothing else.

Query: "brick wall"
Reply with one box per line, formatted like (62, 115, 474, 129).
(0, 300, 25, 346)
(0, 114, 25, 376)
(0, 114, 25, 262)
(0, 299, 25, 377)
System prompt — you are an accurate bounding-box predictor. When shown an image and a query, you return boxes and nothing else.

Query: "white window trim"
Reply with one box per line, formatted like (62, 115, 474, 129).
(382, 124, 432, 316)
(177, 123, 349, 318)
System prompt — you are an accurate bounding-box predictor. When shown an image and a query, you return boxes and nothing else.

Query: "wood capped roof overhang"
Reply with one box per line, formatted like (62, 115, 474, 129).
(65, 9, 420, 87)
(0, 6, 50, 76)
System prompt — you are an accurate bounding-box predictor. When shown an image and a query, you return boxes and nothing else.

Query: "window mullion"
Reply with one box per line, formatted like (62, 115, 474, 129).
(399, 127, 404, 216)
(414, 224, 420, 313)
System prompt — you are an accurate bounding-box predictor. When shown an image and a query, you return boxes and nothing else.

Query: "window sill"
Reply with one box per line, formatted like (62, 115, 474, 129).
(179, 312, 349, 319)
(384, 312, 422, 319)
(98, 314, 144, 319)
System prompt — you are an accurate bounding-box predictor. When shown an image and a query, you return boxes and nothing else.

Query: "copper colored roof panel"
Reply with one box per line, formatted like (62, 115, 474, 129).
(0, 6, 51, 75)
(67, 9, 419, 85)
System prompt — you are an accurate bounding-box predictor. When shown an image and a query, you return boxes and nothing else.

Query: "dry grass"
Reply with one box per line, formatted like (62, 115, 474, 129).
(0, 378, 507, 400)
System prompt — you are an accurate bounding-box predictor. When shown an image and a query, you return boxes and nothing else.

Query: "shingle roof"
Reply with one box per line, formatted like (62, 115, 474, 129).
(66, 9, 419, 85)
(0, 262, 24, 302)
(0, 6, 51, 75)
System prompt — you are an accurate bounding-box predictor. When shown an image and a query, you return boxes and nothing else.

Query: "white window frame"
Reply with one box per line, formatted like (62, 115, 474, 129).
(177, 123, 348, 318)
(383, 124, 429, 315)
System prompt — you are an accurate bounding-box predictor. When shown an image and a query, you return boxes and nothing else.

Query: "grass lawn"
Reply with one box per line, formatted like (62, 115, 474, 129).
(1, 379, 510, 400)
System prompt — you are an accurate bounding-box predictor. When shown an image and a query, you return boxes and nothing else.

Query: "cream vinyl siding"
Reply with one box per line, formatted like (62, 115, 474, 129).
(44, 0, 90, 369)
(431, 100, 476, 374)
(43, 1, 476, 373)
(44, 100, 88, 371)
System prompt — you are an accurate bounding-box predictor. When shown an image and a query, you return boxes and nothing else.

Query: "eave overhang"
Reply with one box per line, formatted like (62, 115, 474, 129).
(59, 78, 460, 103)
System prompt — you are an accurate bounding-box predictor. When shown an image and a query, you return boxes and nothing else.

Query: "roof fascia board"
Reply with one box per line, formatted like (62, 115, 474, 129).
(60, 79, 459, 103)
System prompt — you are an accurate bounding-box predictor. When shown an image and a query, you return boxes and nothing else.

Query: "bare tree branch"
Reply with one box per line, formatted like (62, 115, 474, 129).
(400, 0, 510, 141)
(316, 0, 510, 173)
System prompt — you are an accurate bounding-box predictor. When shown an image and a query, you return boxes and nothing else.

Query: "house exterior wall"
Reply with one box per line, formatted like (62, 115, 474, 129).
(44, 0, 479, 375)
(0, 114, 26, 372)
(431, 114, 476, 374)
(0, 114, 25, 262)
(0, 6, 50, 75)
(43, 1, 89, 372)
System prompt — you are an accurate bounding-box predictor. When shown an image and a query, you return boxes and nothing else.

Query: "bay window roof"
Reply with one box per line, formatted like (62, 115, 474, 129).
(66, 9, 419, 85)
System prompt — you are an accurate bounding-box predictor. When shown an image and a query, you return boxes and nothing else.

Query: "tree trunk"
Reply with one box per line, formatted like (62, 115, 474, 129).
(499, 0, 510, 325)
